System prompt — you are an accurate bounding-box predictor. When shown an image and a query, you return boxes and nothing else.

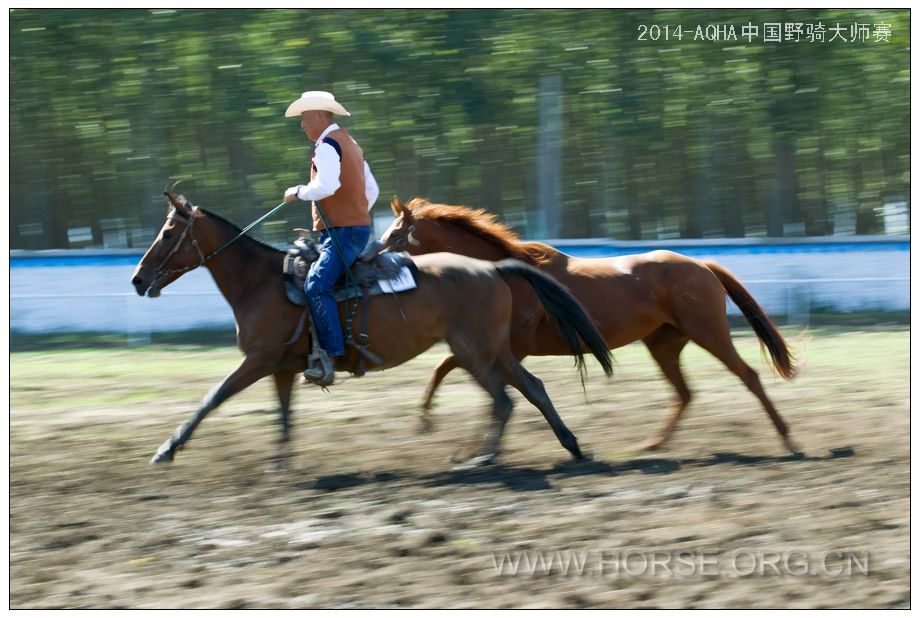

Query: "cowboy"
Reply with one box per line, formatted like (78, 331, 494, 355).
(283, 91, 379, 386)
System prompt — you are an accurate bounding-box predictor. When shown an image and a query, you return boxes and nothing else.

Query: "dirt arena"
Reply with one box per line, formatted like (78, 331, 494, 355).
(10, 328, 909, 608)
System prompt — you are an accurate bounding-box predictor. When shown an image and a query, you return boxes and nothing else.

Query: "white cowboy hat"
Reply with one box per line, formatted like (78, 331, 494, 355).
(284, 91, 351, 117)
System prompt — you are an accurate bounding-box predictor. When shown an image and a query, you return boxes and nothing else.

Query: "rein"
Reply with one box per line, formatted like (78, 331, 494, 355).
(155, 201, 287, 278)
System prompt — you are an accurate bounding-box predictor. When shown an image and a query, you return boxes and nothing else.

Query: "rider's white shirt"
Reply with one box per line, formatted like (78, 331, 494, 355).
(295, 123, 379, 210)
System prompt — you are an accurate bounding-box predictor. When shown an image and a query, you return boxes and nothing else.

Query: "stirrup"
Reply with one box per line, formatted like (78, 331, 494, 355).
(302, 348, 334, 387)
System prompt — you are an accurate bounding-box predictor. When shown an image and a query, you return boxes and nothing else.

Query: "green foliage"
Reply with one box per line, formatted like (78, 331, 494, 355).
(10, 8, 909, 248)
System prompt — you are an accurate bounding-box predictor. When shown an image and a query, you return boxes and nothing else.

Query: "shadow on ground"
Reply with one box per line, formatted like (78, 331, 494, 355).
(298, 446, 855, 494)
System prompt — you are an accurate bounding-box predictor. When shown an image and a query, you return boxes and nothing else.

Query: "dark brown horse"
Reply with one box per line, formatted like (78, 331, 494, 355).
(131, 192, 612, 466)
(380, 197, 800, 454)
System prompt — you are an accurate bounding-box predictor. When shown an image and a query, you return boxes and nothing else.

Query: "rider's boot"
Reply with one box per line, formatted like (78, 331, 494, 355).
(302, 346, 335, 387)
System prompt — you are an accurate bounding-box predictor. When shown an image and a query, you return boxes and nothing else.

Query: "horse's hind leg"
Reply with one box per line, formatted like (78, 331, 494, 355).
(712, 343, 799, 454)
(678, 309, 799, 454)
(638, 325, 692, 451)
(418, 355, 460, 433)
(451, 364, 514, 467)
(497, 353, 585, 461)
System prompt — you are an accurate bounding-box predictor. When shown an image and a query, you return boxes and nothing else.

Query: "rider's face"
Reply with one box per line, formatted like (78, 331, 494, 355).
(300, 111, 328, 141)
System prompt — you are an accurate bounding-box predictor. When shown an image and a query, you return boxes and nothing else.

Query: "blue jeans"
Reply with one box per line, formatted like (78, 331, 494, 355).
(305, 225, 372, 357)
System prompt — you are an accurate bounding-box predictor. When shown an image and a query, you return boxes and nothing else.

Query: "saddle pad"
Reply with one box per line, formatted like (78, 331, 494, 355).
(377, 266, 416, 294)
(332, 265, 418, 302)
(283, 264, 418, 307)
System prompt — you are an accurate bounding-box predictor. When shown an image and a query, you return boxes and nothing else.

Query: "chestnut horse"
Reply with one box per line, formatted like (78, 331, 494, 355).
(380, 197, 800, 454)
(131, 192, 612, 466)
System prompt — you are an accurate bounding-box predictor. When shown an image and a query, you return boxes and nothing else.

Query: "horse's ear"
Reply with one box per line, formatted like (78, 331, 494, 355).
(390, 196, 413, 220)
(165, 191, 192, 216)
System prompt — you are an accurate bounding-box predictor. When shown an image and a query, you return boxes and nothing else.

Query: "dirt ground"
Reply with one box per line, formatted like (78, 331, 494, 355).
(10, 328, 910, 608)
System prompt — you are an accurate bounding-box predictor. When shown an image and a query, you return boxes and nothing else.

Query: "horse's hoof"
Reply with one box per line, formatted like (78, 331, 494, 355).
(265, 460, 289, 474)
(451, 453, 496, 471)
(266, 450, 292, 473)
(565, 437, 588, 461)
(637, 437, 666, 452)
(149, 443, 175, 465)
(450, 444, 475, 464)
(782, 436, 803, 456)
(417, 416, 435, 434)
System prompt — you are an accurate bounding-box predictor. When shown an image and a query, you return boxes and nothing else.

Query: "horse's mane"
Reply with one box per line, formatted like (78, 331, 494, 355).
(198, 207, 284, 255)
(405, 198, 558, 265)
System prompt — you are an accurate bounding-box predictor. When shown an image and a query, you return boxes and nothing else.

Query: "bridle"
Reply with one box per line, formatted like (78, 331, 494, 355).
(385, 220, 420, 252)
(151, 207, 208, 278)
(152, 200, 288, 278)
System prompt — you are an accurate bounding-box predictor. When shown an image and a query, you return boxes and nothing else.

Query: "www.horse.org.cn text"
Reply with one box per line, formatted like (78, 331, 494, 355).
(490, 549, 871, 579)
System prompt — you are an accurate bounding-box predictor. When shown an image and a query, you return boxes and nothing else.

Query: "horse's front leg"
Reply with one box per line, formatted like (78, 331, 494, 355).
(267, 371, 297, 472)
(273, 371, 296, 444)
(150, 354, 271, 464)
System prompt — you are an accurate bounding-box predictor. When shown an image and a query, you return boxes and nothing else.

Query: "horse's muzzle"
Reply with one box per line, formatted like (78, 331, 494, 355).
(131, 269, 162, 298)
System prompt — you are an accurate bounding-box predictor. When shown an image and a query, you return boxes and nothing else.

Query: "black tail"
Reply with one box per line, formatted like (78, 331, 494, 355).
(495, 259, 613, 381)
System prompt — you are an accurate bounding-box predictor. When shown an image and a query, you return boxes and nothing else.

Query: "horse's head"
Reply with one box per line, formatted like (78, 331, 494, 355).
(381, 196, 551, 264)
(131, 192, 208, 297)
(380, 197, 432, 255)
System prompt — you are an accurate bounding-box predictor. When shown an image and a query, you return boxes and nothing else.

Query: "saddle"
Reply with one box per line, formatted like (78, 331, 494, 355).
(281, 230, 418, 377)
(282, 231, 417, 308)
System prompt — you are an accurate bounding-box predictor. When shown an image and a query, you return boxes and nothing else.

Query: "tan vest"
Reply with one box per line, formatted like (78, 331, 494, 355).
(311, 127, 371, 231)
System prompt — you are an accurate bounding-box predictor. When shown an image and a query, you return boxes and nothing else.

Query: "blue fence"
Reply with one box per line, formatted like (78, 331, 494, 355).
(10, 237, 909, 334)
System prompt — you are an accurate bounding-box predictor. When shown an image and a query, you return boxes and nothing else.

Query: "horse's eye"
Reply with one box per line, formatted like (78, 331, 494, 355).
(163, 231, 173, 239)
